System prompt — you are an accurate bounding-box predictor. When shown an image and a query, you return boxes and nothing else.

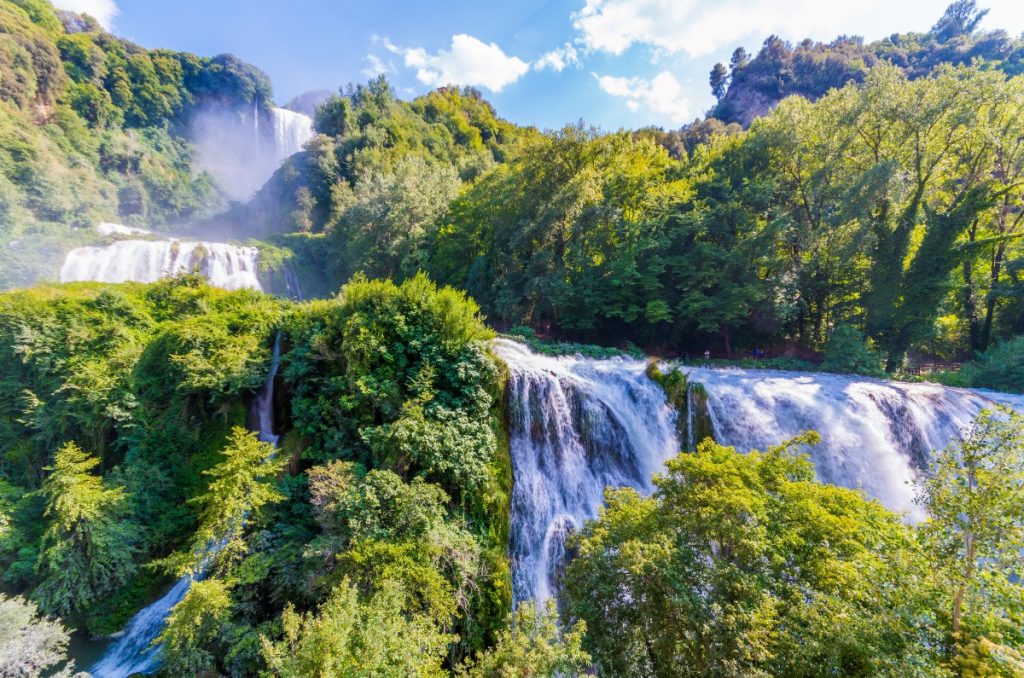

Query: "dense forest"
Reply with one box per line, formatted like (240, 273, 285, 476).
(2, 0, 1024, 676)
(1, 0, 1023, 382)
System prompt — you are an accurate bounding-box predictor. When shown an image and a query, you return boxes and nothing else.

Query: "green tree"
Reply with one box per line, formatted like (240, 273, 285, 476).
(564, 434, 939, 677)
(918, 407, 1024, 655)
(931, 0, 988, 41)
(155, 578, 233, 676)
(33, 442, 136, 617)
(710, 62, 729, 100)
(260, 577, 453, 678)
(168, 427, 284, 576)
(457, 600, 590, 677)
(820, 324, 885, 376)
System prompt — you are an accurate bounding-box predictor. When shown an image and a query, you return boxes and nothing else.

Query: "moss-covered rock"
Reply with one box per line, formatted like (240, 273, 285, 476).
(646, 359, 714, 451)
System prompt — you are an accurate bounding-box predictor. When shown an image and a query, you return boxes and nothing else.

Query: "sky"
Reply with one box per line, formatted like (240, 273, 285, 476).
(50, 0, 1024, 131)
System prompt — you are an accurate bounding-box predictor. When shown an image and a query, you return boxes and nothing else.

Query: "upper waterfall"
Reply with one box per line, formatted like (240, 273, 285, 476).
(269, 107, 313, 167)
(189, 105, 313, 201)
(60, 238, 262, 291)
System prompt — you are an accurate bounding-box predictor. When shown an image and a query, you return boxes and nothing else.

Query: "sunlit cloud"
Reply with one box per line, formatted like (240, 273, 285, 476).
(596, 70, 691, 124)
(534, 43, 581, 72)
(386, 34, 530, 92)
(50, 0, 118, 29)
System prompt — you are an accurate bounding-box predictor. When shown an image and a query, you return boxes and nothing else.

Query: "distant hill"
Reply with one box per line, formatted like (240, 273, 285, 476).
(709, 0, 1024, 126)
(283, 88, 332, 116)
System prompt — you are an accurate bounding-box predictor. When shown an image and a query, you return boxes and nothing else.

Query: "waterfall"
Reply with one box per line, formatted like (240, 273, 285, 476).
(494, 340, 1024, 604)
(190, 105, 312, 201)
(60, 239, 263, 291)
(682, 366, 1024, 519)
(268, 107, 313, 167)
(492, 339, 679, 603)
(91, 336, 282, 678)
(254, 336, 281, 446)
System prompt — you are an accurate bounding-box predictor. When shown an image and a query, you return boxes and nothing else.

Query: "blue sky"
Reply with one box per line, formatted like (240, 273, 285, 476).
(51, 0, 1024, 131)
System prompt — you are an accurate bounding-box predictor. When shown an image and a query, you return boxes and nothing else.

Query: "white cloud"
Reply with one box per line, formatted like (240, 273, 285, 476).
(573, 0, 1024, 59)
(362, 54, 393, 78)
(50, 0, 117, 30)
(387, 34, 530, 92)
(596, 71, 690, 124)
(534, 43, 581, 72)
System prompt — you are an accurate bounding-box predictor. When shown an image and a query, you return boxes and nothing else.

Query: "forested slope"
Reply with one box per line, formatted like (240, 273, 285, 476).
(0, 0, 270, 288)
(0, 275, 516, 673)
(708, 0, 1024, 125)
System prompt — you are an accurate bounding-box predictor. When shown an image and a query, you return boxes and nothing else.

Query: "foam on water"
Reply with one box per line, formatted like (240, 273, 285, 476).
(60, 239, 262, 291)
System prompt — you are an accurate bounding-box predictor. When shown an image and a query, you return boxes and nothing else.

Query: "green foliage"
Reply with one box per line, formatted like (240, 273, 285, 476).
(820, 324, 885, 377)
(286, 274, 495, 483)
(156, 577, 233, 676)
(0, 593, 78, 677)
(431, 125, 688, 342)
(956, 337, 1024, 393)
(0, 277, 515, 671)
(328, 155, 461, 281)
(457, 600, 590, 678)
(564, 433, 941, 677)
(918, 408, 1024, 655)
(166, 427, 285, 577)
(33, 441, 136, 617)
(954, 635, 1024, 677)
(0, 280, 284, 631)
(233, 78, 522, 245)
(260, 577, 453, 678)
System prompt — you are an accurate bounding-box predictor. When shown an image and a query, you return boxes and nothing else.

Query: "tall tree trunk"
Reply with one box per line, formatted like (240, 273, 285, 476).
(962, 222, 982, 355)
(980, 239, 1007, 352)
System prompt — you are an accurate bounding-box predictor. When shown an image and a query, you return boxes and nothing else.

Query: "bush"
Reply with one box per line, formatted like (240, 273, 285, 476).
(958, 336, 1024, 394)
(820, 324, 885, 377)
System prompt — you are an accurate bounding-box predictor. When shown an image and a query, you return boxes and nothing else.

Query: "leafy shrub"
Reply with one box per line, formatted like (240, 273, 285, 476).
(820, 324, 885, 377)
(957, 336, 1024, 393)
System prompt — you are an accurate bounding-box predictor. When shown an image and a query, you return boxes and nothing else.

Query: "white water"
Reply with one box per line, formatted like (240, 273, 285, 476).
(492, 339, 679, 602)
(269, 107, 313, 168)
(60, 239, 262, 291)
(684, 366, 1024, 520)
(91, 336, 282, 677)
(494, 340, 1024, 603)
(190, 105, 313, 200)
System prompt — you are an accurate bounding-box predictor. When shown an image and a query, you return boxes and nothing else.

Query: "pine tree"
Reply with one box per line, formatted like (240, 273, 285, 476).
(33, 442, 136, 617)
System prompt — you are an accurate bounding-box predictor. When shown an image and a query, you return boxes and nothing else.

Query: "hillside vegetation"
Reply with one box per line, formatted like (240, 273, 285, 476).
(0, 0, 270, 288)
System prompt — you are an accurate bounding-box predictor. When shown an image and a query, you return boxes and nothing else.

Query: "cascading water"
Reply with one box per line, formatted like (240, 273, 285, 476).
(91, 336, 282, 678)
(60, 238, 263, 291)
(268, 107, 313, 167)
(494, 340, 1024, 605)
(492, 339, 679, 603)
(682, 366, 1024, 519)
